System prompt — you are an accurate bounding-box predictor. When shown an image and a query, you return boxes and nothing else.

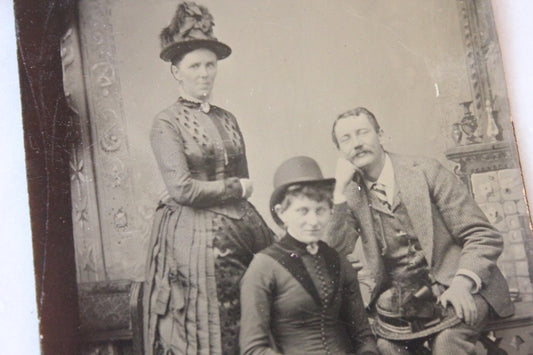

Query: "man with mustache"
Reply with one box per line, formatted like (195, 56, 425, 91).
(327, 107, 513, 354)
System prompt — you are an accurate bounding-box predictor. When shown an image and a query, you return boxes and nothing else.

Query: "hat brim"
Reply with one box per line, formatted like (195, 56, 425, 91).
(372, 308, 461, 341)
(270, 178, 335, 227)
(160, 39, 232, 62)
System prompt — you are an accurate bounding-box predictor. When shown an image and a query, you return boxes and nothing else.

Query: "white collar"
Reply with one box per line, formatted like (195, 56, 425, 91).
(180, 93, 211, 113)
(365, 153, 395, 203)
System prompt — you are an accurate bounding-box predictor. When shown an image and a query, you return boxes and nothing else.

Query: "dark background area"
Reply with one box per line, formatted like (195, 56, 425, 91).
(14, 1, 80, 353)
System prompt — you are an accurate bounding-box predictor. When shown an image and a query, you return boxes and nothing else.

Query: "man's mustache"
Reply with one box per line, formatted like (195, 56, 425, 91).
(348, 147, 369, 159)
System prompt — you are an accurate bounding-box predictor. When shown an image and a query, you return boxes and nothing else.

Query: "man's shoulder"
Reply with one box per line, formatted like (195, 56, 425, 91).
(389, 152, 442, 172)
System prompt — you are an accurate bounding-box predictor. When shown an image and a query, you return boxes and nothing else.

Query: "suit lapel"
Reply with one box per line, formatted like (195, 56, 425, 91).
(391, 154, 434, 266)
(345, 177, 385, 301)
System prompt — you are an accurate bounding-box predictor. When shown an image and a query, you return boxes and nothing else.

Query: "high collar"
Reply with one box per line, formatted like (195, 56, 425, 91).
(178, 96, 211, 113)
(279, 234, 325, 255)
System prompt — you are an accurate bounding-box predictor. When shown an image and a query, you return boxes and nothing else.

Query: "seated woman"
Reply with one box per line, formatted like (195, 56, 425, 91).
(240, 156, 379, 355)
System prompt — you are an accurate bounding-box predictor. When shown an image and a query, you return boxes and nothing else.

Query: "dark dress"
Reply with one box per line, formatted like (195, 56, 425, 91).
(240, 235, 379, 355)
(143, 98, 274, 355)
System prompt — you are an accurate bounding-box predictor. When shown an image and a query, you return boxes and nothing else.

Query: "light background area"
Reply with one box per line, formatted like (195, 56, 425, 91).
(113, 0, 471, 230)
(0, 0, 532, 352)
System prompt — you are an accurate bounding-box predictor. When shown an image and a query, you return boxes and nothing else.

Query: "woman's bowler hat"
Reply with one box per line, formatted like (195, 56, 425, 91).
(270, 156, 335, 226)
(160, 2, 231, 62)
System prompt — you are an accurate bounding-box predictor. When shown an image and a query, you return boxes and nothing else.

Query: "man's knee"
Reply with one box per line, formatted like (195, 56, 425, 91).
(431, 325, 480, 354)
(433, 327, 463, 345)
(377, 338, 412, 355)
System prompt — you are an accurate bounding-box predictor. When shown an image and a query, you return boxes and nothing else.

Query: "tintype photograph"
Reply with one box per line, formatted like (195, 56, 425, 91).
(14, 0, 533, 354)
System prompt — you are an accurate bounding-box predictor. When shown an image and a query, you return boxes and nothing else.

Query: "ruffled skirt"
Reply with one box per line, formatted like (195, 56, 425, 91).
(143, 200, 273, 355)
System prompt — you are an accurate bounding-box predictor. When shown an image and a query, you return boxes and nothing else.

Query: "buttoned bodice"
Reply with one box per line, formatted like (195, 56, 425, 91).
(162, 99, 248, 181)
(240, 236, 378, 355)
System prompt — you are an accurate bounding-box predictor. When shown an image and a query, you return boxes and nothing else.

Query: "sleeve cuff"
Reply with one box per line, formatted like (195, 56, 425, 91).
(333, 193, 347, 204)
(455, 269, 482, 294)
(238, 179, 246, 198)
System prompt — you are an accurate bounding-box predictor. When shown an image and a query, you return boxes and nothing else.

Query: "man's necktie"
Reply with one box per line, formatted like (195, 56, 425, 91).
(371, 182, 391, 211)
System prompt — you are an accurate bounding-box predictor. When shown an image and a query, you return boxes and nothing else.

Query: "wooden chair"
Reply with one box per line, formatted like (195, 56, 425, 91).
(480, 301, 533, 355)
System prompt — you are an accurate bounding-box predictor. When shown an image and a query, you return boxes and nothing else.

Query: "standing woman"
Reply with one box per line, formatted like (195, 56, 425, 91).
(144, 2, 274, 354)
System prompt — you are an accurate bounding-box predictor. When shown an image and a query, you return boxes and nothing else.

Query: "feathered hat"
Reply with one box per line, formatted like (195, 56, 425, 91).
(160, 1, 231, 62)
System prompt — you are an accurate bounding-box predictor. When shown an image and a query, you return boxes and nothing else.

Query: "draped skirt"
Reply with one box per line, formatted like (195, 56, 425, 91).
(143, 200, 274, 355)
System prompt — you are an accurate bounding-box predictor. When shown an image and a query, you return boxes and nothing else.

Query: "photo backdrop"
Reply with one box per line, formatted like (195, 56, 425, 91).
(64, 0, 526, 296)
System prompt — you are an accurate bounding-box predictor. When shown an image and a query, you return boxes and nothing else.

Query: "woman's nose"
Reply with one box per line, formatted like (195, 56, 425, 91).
(306, 212, 319, 225)
(199, 65, 208, 76)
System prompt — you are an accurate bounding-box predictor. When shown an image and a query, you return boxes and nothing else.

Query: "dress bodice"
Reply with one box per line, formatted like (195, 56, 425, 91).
(150, 99, 249, 210)
(240, 236, 378, 355)
(165, 99, 248, 180)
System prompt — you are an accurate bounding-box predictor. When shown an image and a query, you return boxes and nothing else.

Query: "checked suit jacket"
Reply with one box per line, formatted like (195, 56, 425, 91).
(327, 153, 514, 318)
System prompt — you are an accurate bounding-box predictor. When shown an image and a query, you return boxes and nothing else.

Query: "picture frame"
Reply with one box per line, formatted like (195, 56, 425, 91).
(11, 0, 533, 353)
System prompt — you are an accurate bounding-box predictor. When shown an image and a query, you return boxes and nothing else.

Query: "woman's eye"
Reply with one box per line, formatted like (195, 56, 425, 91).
(317, 208, 329, 215)
(297, 208, 308, 215)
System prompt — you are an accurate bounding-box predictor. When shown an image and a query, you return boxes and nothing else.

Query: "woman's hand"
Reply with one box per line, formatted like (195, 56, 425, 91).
(240, 178, 254, 199)
(334, 157, 357, 203)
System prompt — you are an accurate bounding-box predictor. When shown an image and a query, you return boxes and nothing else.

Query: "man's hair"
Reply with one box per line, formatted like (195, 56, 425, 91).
(276, 183, 333, 215)
(331, 107, 380, 148)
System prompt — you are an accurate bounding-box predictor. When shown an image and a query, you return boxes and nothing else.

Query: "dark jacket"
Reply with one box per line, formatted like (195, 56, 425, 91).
(240, 235, 378, 355)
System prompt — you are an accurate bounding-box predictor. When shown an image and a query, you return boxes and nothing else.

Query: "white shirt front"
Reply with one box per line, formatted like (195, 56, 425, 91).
(364, 153, 395, 206)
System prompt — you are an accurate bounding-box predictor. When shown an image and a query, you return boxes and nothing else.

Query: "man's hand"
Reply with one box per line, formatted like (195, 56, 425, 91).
(437, 276, 478, 326)
(334, 157, 358, 203)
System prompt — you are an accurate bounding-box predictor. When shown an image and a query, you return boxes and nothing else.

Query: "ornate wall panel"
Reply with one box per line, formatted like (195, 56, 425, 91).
(455, 0, 510, 143)
(61, 19, 106, 282)
(446, 0, 533, 301)
(76, 0, 151, 280)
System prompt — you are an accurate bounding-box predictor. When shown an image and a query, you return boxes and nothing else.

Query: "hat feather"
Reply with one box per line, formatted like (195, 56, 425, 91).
(159, 1, 230, 61)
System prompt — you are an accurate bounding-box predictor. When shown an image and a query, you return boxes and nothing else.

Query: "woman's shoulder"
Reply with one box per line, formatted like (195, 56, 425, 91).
(249, 250, 279, 269)
(241, 253, 279, 287)
(151, 101, 206, 135)
(153, 101, 188, 123)
(246, 244, 292, 277)
(210, 104, 238, 122)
